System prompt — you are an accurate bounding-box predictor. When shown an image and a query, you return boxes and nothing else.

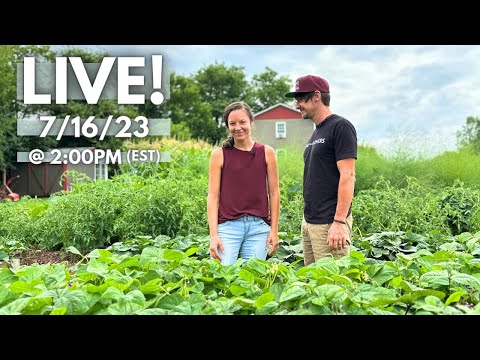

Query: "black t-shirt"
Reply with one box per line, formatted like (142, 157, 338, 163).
(303, 114, 357, 224)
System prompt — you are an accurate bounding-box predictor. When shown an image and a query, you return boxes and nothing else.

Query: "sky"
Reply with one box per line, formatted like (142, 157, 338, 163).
(54, 45, 480, 158)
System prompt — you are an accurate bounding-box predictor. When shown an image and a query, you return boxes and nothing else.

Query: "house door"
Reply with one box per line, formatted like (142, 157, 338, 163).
(27, 163, 68, 197)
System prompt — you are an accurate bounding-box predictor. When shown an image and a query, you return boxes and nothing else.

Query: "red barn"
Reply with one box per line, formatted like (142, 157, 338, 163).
(253, 103, 314, 153)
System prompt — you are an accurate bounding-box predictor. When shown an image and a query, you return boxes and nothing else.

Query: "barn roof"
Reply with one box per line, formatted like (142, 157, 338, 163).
(254, 103, 302, 120)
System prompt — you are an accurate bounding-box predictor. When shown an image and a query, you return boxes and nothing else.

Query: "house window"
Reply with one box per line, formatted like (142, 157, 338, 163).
(275, 121, 286, 138)
(95, 163, 108, 180)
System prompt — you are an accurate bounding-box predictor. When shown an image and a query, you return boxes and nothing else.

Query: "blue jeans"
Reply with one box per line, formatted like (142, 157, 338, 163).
(217, 215, 271, 265)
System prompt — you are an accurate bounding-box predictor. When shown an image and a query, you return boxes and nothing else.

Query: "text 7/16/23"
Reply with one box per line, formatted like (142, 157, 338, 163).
(39, 115, 149, 140)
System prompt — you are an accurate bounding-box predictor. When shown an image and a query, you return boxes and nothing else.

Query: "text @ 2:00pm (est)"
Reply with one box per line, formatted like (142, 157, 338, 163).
(25, 149, 163, 165)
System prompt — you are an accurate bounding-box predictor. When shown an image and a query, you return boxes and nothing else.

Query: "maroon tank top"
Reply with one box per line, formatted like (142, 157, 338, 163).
(218, 142, 270, 224)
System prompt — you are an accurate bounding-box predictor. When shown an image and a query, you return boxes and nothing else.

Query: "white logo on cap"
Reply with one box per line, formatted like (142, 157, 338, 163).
(295, 80, 300, 91)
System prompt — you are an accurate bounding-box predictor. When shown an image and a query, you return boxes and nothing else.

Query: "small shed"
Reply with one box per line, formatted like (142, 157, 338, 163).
(12, 147, 108, 197)
(253, 103, 314, 152)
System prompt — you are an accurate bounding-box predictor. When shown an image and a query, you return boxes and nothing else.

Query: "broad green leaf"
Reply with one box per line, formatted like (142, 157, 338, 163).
(172, 301, 203, 315)
(430, 251, 455, 261)
(50, 307, 67, 315)
(451, 273, 480, 291)
(86, 260, 109, 277)
(279, 285, 308, 303)
(14, 266, 46, 283)
(105, 271, 135, 291)
(138, 308, 170, 315)
(347, 250, 366, 263)
(371, 265, 398, 286)
(396, 289, 446, 305)
(366, 264, 384, 279)
(385, 237, 402, 246)
(255, 301, 280, 315)
(155, 293, 184, 310)
(207, 299, 243, 315)
(439, 242, 462, 252)
(44, 265, 67, 289)
(114, 258, 140, 272)
(330, 274, 352, 286)
(139, 247, 164, 266)
(269, 283, 284, 302)
(296, 267, 329, 279)
(185, 247, 202, 257)
(238, 268, 255, 284)
(171, 295, 206, 315)
(229, 284, 249, 296)
(101, 286, 124, 301)
(106, 290, 145, 314)
(336, 255, 355, 268)
(397, 280, 423, 292)
(86, 283, 109, 294)
(53, 289, 90, 315)
(66, 246, 83, 257)
(365, 307, 396, 315)
(163, 249, 185, 261)
(86, 249, 101, 259)
(343, 268, 361, 280)
(420, 270, 450, 288)
(97, 249, 115, 263)
(466, 238, 479, 251)
(163, 281, 181, 293)
(244, 258, 268, 276)
(233, 297, 255, 309)
(0, 285, 17, 307)
(0, 268, 16, 284)
(312, 284, 347, 306)
(315, 276, 335, 285)
(84, 292, 101, 311)
(0, 298, 30, 314)
(471, 246, 480, 256)
(467, 259, 480, 268)
(456, 232, 473, 243)
(352, 284, 397, 306)
(9, 280, 33, 293)
(425, 295, 444, 307)
(23, 297, 52, 314)
(445, 290, 467, 306)
(139, 278, 163, 294)
(310, 257, 339, 275)
(254, 292, 275, 308)
(389, 276, 404, 288)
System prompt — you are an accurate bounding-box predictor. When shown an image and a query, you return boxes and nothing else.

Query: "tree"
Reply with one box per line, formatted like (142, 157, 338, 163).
(194, 62, 253, 127)
(457, 116, 480, 153)
(169, 73, 220, 143)
(0, 45, 56, 173)
(141, 72, 221, 143)
(250, 67, 292, 113)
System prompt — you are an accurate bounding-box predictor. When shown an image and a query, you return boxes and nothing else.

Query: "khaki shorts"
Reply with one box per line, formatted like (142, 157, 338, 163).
(301, 214, 353, 266)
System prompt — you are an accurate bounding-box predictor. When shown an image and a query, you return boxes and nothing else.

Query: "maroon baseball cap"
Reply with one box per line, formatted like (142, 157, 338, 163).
(285, 75, 330, 98)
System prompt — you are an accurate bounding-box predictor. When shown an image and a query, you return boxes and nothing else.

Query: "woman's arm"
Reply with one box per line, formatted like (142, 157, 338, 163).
(265, 145, 280, 255)
(207, 148, 224, 260)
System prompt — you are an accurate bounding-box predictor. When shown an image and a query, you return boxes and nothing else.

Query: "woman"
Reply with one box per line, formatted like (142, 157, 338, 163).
(207, 101, 280, 265)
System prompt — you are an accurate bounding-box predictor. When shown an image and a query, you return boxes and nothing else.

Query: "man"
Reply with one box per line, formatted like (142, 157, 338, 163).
(285, 75, 357, 265)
